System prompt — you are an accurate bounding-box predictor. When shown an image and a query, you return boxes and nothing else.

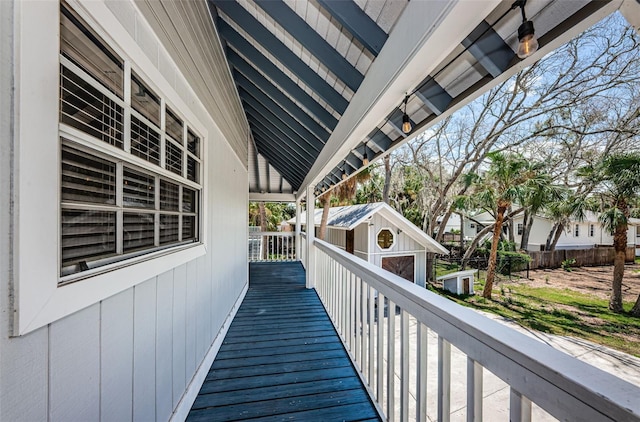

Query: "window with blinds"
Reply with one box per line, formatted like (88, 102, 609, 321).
(59, 3, 202, 279)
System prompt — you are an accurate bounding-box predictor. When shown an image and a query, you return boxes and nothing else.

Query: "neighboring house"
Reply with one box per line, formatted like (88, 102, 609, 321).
(512, 212, 639, 253)
(290, 203, 448, 287)
(436, 211, 494, 240)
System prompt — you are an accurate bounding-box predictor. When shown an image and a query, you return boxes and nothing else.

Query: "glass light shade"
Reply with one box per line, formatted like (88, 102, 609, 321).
(402, 114, 412, 134)
(342, 172, 347, 180)
(517, 20, 538, 59)
(362, 157, 369, 166)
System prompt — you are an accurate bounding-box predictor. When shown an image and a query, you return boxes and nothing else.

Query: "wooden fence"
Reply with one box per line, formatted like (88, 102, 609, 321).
(528, 246, 635, 269)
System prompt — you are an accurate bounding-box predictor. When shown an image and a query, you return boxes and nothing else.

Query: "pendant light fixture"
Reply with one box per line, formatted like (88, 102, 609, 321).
(516, 0, 538, 59)
(341, 160, 347, 180)
(401, 95, 412, 134)
(362, 142, 369, 166)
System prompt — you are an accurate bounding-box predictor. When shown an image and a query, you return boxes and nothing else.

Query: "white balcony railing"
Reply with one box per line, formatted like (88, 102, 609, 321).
(312, 238, 640, 422)
(248, 231, 295, 262)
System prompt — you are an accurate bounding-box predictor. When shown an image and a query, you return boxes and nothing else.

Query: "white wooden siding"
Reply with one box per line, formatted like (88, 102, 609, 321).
(49, 305, 101, 421)
(0, 2, 249, 421)
(130, 0, 250, 168)
(354, 224, 369, 256)
(326, 227, 347, 249)
(101, 289, 134, 422)
(368, 214, 427, 287)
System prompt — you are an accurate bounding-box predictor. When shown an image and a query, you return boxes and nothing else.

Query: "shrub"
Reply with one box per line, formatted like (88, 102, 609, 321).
(562, 258, 577, 272)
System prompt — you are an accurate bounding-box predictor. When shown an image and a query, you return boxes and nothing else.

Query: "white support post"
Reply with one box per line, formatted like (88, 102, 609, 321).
(305, 187, 315, 289)
(295, 199, 302, 261)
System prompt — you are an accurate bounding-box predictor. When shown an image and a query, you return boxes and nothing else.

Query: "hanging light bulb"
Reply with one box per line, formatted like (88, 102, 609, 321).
(401, 95, 412, 134)
(362, 142, 369, 166)
(516, 0, 538, 59)
(341, 161, 348, 180)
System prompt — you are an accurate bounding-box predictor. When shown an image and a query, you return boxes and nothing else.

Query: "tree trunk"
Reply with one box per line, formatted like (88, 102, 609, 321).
(545, 222, 558, 251)
(459, 212, 465, 255)
(383, 155, 391, 204)
(631, 294, 640, 317)
(609, 222, 627, 313)
(317, 194, 331, 241)
(549, 222, 564, 251)
(483, 205, 507, 299)
(461, 207, 523, 267)
(520, 211, 534, 250)
(507, 207, 515, 245)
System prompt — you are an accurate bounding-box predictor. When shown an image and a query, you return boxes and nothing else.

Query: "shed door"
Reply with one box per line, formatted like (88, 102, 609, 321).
(346, 229, 355, 254)
(382, 255, 415, 283)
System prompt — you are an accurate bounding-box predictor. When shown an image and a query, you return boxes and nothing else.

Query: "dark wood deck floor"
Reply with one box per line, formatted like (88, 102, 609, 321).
(187, 261, 380, 422)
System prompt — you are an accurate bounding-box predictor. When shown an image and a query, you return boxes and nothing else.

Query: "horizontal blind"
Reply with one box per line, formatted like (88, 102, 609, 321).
(123, 167, 155, 208)
(130, 115, 161, 165)
(61, 209, 116, 267)
(62, 145, 116, 204)
(123, 212, 156, 252)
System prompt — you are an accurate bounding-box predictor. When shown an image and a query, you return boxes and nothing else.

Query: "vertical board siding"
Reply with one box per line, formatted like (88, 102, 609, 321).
(355, 224, 368, 255)
(172, 264, 188, 408)
(156, 271, 174, 422)
(0, 2, 249, 421)
(49, 305, 101, 422)
(185, 261, 198, 378)
(133, 278, 157, 421)
(101, 290, 134, 422)
(0, 327, 48, 422)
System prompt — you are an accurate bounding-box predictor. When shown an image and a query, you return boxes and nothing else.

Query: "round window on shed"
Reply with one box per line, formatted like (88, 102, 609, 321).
(377, 229, 394, 249)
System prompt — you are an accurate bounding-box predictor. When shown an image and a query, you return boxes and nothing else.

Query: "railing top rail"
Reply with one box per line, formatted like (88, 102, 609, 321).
(314, 238, 640, 422)
(248, 231, 295, 237)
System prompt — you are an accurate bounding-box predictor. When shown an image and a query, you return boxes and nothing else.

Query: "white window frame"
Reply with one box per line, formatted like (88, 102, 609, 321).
(574, 224, 580, 237)
(11, 1, 209, 335)
(589, 224, 595, 237)
(376, 227, 396, 251)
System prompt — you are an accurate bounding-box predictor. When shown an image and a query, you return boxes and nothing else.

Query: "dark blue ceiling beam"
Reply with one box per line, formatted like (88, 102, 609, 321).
(462, 20, 515, 78)
(227, 49, 338, 131)
(244, 109, 316, 167)
(250, 131, 307, 180)
(251, 127, 311, 178)
(249, 120, 314, 170)
(254, 0, 363, 91)
(233, 70, 331, 145)
(239, 88, 324, 154)
(352, 144, 376, 163)
(316, 0, 387, 56)
(253, 141, 303, 188)
(367, 129, 393, 152)
(221, 33, 342, 124)
(344, 154, 361, 170)
(254, 145, 305, 187)
(211, 2, 349, 113)
(388, 108, 417, 138)
(414, 77, 453, 116)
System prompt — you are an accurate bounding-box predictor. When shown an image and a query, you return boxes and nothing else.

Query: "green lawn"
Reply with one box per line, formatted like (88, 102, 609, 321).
(435, 281, 640, 357)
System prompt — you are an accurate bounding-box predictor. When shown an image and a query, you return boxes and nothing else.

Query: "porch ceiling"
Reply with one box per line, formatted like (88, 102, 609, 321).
(207, 0, 621, 201)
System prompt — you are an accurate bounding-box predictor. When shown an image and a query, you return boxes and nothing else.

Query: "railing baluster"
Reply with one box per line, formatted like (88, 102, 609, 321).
(400, 309, 410, 422)
(360, 277, 367, 372)
(510, 388, 532, 422)
(387, 298, 396, 422)
(438, 336, 451, 422)
(368, 284, 375, 386)
(350, 272, 356, 353)
(416, 323, 428, 422)
(355, 276, 361, 367)
(377, 292, 385, 402)
(467, 358, 483, 422)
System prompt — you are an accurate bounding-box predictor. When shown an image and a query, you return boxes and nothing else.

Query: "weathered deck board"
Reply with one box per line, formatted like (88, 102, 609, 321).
(187, 261, 380, 421)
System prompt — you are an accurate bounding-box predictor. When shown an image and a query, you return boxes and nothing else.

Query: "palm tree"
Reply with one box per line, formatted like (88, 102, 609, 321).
(468, 152, 549, 298)
(579, 153, 640, 313)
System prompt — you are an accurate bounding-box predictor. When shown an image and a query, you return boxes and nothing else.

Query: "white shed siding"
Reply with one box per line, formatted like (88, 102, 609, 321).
(0, 2, 248, 422)
(368, 214, 427, 287)
(326, 227, 347, 249)
(355, 223, 369, 257)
